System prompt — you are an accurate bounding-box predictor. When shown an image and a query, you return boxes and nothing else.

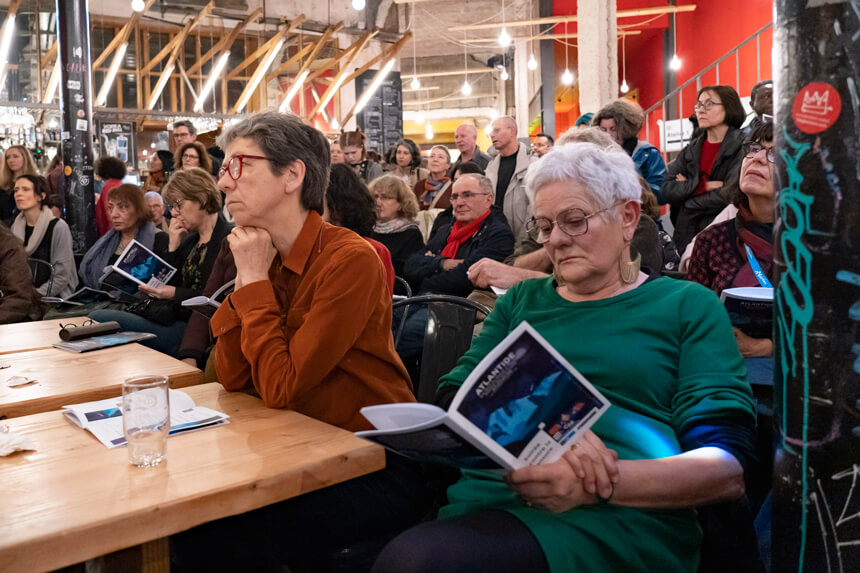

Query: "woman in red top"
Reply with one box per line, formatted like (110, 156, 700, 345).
(660, 85, 746, 252)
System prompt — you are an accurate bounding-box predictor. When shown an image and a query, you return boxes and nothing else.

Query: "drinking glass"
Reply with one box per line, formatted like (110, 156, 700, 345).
(122, 375, 169, 467)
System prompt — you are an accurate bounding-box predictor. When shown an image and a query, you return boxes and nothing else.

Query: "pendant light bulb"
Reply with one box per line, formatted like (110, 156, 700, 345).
(500, 68, 509, 81)
(131, 0, 145, 11)
(620, 80, 629, 94)
(561, 68, 574, 86)
(669, 54, 681, 71)
(498, 27, 511, 48)
(352, 0, 366, 10)
(425, 123, 434, 140)
(410, 76, 421, 90)
(527, 53, 537, 70)
(330, 118, 340, 130)
(461, 80, 472, 96)
(416, 111, 425, 125)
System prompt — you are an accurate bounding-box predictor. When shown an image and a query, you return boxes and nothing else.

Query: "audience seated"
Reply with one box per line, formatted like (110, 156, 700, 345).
(325, 163, 395, 295)
(374, 140, 756, 573)
(94, 156, 128, 238)
(144, 191, 169, 233)
(329, 140, 345, 164)
(369, 174, 425, 278)
(175, 141, 213, 175)
(171, 111, 432, 572)
(592, 98, 667, 198)
(89, 168, 231, 356)
(10, 174, 78, 298)
(660, 85, 746, 252)
(412, 145, 453, 210)
(0, 223, 43, 324)
(172, 120, 222, 178)
(405, 173, 514, 298)
(468, 127, 663, 294)
(688, 122, 774, 357)
(451, 123, 492, 172)
(485, 116, 536, 243)
(744, 80, 773, 136)
(387, 138, 428, 187)
(79, 184, 166, 290)
(340, 128, 384, 183)
(0, 145, 39, 226)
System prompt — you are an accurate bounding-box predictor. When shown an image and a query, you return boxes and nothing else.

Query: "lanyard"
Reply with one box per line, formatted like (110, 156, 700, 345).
(744, 244, 772, 288)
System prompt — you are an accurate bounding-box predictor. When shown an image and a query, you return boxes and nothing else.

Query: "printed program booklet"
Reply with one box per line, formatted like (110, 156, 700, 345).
(357, 321, 610, 470)
(99, 240, 176, 297)
(62, 389, 230, 448)
(181, 279, 236, 319)
(720, 286, 773, 339)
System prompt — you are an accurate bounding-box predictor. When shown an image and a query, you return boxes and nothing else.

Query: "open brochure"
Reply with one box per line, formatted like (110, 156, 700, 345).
(99, 240, 176, 297)
(181, 279, 236, 319)
(720, 286, 773, 339)
(357, 321, 610, 470)
(53, 331, 157, 353)
(63, 389, 229, 448)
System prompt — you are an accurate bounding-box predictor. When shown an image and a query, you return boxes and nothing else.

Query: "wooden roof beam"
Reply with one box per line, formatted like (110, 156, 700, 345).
(226, 15, 308, 80)
(141, 1, 214, 75)
(448, 5, 697, 32)
(186, 7, 264, 76)
(308, 30, 376, 118)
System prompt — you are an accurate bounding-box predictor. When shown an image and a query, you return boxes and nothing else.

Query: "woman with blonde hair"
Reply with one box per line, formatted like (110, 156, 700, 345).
(369, 174, 425, 276)
(0, 145, 38, 225)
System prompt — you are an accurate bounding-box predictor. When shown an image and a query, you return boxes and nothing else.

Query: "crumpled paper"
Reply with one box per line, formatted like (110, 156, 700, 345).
(0, 426, 36, 456)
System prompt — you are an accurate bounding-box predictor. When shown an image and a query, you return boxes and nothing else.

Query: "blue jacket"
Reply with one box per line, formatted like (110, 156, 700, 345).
(631, 140, 667, 201)
(404, 210, 514, 297)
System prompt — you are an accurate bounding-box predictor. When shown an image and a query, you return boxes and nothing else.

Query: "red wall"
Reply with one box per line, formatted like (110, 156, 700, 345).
(550, 0, 774, 145)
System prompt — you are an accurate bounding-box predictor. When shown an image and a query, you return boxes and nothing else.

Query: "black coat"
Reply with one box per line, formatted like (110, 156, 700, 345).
(160, 214, 233, 303)
(404, 211, 514, 297)
(660, 127, 744, 252)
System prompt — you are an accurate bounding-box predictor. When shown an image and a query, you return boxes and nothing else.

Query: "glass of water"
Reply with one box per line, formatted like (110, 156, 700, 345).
(122, 375, 170, 467)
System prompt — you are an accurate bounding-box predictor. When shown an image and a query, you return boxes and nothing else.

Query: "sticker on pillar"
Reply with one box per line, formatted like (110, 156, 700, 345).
(76, 109, 86, 118)
(76, 119, 87, 131)
(74, 94, 84, 104)
(792, 82, 841, 134)
(64, 165, 72, 176)
(67, 80, 81, 90)
(79, 175, 90, 186)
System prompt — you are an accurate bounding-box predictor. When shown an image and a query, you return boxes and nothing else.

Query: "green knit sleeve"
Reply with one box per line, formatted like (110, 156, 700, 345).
(671, 281, 756, 434)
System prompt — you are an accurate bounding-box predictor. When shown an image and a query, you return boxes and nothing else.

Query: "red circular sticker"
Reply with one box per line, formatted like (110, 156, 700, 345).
(792, 82, 841, 134)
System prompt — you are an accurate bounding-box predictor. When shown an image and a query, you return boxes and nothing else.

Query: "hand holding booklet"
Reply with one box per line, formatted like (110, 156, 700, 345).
(99, 240, 177, 297)
(357, 322, 609, 470)
(63, 390, 229, 448)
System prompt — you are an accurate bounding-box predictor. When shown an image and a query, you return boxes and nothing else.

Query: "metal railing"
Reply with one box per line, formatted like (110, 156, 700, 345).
(644, 22, 773, 154)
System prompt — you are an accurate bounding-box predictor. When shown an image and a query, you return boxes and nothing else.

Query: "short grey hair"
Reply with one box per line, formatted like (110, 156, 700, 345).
(217, 111, 329, 214)
(496, 115, 517, 133)
(557, 126, 619, 149)
(144, 191, 163, 204)
(430, 145, 451, 164)
(526, 142, 641, 219)
(456, 173, 494, 198)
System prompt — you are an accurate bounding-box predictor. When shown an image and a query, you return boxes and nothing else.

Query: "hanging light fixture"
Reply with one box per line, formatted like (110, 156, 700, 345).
(410, 11, 420, 90)
(527, 53, 538, 71)
(461, 30, 471, 95)
(498, 0, 510, 47)
(330, 118, 340, 130)
(619, 33, 629, 93)
(527, 22, 537, 70)
(131, 0, 145, 12)
(561, 32, 573, 86)
(498, 64, 509, 81)
(194, 51, 230, 112)
(352, 0, 366, 10)
(425, 121, 434, 140)
(669, 12, 681, 71)
(416, 110, 425, 125)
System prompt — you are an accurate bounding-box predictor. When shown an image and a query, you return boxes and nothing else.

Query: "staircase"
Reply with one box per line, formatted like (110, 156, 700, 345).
(643, 22, 774, 158)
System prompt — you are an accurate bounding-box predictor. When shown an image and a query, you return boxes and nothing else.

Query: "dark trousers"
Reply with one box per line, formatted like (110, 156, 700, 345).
(170, 453, 435, 573)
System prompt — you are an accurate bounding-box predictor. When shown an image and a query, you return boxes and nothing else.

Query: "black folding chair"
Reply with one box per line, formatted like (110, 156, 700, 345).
(28, 257, 55, 297)
(392, 294, 490, 403)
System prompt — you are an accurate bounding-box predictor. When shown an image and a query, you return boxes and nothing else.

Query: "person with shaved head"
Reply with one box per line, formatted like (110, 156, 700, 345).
(485, 116, 536, 242)
(451, 123, 491, 172)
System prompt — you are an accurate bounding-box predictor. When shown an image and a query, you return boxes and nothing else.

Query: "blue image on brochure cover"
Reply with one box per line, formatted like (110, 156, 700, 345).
(455, 330, 604, 458)
(117, 242, 173, 284)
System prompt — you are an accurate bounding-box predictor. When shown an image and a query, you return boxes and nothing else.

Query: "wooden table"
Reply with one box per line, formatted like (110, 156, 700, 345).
(0, 317, 92, 355)
(0, 343, 203, 419)
(0, 383, 385, 573)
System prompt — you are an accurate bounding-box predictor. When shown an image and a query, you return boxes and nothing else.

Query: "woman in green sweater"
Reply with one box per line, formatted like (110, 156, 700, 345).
(373, 142, 756, 572)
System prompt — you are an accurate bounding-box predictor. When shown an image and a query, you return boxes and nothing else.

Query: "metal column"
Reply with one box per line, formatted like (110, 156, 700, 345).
(57, 0, 96, 254)
(771, 1, 860, 571)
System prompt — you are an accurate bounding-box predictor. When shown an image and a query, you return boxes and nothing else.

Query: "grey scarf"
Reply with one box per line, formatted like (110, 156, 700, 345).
(373, 217, 419, 235)
(11, 206, 54, 256)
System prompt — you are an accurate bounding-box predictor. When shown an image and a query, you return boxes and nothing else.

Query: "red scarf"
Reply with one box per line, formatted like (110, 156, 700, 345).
(441, 211, 490, 258)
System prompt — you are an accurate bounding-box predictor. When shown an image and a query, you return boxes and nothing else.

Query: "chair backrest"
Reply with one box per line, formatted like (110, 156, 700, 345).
(392, 294, 490, 403)
(28, 258, 55, 296)
(393, 276, 412, 298)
